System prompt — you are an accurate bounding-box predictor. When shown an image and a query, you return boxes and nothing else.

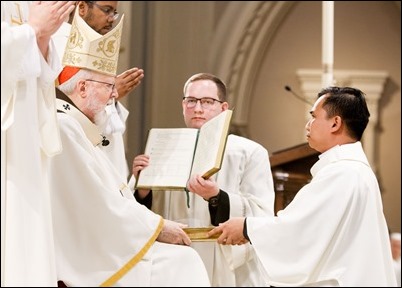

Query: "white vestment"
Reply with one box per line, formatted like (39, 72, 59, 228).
(100, 102, 130, 178)
(394, 256, 401, 287)
(247, 142, 397, 287)
(1, 2, 62, 286)
(53, 21, 130, 179)
(138, 135, 275, 286)
(49, 99, 210, 286)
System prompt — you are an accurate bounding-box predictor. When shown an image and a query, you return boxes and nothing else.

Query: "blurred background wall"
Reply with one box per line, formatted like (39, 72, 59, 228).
(117, 1, 401, 233)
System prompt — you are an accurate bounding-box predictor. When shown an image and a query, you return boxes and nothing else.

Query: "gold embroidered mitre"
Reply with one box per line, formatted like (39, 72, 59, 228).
(62, 9, 124, 76)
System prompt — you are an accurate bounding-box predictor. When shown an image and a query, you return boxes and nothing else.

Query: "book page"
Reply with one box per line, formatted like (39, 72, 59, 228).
(191, 110, 233, 178)
(135, 128, 198, 190)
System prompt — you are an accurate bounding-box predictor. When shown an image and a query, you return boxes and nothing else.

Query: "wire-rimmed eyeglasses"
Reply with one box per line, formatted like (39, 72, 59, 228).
(183, 97, 223, 109)
(88, 2, 119, 20)
(85, 79, 116, 93)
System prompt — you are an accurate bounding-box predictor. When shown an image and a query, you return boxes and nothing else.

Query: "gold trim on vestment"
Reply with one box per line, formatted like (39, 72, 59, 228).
(100, 217, 164, 287)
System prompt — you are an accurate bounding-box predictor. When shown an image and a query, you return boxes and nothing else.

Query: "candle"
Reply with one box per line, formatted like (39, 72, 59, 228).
(322, 1, 334, 87)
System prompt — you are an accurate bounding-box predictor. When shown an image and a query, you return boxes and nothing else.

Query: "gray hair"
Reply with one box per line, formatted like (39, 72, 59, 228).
(58, 69, 93, 96)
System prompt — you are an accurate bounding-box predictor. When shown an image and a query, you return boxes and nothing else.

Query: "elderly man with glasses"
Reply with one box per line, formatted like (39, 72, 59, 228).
(51, 11, 210, 286)
(54, 1, 144, 179)
(54, 66, 210, 286)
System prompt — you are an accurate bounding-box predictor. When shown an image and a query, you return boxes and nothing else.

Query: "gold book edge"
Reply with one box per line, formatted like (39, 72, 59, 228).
(183, 227, 221, 242)
(135, 186, 187, 191)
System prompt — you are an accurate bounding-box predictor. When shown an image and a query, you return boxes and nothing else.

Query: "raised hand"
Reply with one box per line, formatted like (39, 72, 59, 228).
(28, 1, 76, 57)
(116, 67, 144, 99)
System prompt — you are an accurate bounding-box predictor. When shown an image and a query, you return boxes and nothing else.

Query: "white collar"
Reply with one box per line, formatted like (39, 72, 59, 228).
(56, 99, 103, 146)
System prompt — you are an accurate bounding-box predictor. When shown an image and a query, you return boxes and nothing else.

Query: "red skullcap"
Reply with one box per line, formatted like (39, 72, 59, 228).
(58, 66, 81, 85)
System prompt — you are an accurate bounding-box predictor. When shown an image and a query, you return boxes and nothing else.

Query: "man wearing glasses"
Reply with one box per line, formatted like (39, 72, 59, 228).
(80, 1, 119, 33)
(132, 73, 275, 286)
(54, 1, 144, 178)
(52, 12, 210, 287)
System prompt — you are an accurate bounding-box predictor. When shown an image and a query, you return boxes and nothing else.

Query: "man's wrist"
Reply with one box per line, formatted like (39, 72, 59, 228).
(204, 190, 221, 207)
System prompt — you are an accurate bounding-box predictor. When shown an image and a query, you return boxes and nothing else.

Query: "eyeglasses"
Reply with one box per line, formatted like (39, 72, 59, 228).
(85, 79, 116, 93)
(89, 2, 119, 20)
(183, 97, 223, 109)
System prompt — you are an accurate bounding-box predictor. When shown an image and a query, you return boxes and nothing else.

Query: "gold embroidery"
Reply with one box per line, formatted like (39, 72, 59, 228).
(11, 2, 24, 25)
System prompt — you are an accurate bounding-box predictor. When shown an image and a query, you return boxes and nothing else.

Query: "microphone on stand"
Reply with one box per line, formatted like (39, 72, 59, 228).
(284, 85, 313, 105)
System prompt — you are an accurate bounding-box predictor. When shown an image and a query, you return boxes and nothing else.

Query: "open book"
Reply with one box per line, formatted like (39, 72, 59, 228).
(135, 110, 233, 190)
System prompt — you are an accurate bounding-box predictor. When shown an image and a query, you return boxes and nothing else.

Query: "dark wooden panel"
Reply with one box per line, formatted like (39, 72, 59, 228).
(270, 143, 319, 214)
